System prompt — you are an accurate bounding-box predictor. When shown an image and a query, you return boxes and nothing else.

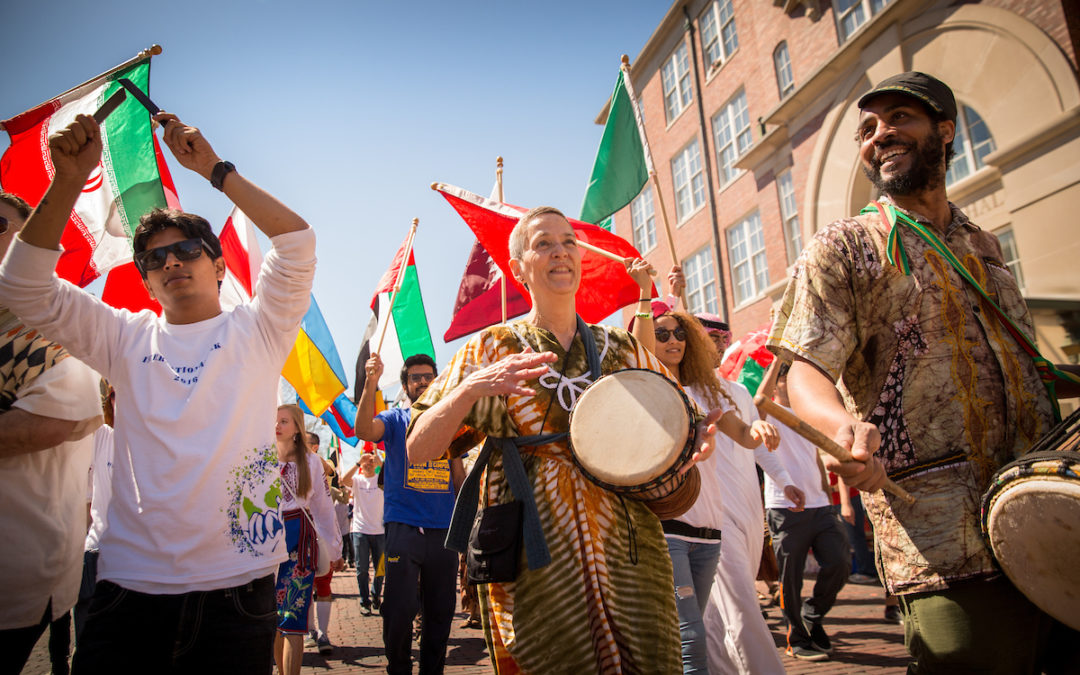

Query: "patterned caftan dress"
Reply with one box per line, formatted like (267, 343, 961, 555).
(411, 320, 686, 673)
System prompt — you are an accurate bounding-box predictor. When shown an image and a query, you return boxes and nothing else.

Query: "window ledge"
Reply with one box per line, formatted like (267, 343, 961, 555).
(717, 168, 748, 194)
(945, 165, 1002, 204)
(704, 47, 740, 84)
(734, 123, 789, 172)
(677, 203, 708, 227)
(665, 102, 694, 132)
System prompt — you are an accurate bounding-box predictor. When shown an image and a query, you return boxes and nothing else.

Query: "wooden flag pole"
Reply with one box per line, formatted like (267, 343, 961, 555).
(374, 218, 419, 355)
(496, 156, 507, 323)
(621, 55, 685, 307)
(577, 240, 657, 276)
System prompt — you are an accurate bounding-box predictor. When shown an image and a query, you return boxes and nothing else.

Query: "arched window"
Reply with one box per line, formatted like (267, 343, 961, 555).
(946, 105, 996, 186)
(774, 41, 795, 98)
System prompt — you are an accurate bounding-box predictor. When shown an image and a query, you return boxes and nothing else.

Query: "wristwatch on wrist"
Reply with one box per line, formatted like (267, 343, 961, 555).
(210, 161, 235, 191)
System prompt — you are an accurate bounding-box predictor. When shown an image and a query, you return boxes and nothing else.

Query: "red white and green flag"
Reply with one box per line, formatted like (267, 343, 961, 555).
(0, 52, 178, 295)
(719, 323, 774, 394)
(353, 234, 436, 400)
(433, 182, 655, 323)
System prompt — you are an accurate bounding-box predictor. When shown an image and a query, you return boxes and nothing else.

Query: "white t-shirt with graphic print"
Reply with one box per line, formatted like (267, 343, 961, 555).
(0, 229, 315, 593)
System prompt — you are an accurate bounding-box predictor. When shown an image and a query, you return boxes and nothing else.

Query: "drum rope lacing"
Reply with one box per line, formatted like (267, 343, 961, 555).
(508, 322, 611, 412)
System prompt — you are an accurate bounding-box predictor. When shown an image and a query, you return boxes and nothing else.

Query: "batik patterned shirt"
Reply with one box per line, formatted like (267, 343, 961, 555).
(768, 199, 1052, 594)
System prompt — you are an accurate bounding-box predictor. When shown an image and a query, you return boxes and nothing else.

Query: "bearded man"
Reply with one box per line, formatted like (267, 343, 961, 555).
(767, 72, 1080, 673)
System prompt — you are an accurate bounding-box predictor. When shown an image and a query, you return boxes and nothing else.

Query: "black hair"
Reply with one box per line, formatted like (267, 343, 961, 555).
(926, 107, 957, 170)
(132, 208, 223, 279)
(0, 191, 32, 220)
(400, 353, 437, 389)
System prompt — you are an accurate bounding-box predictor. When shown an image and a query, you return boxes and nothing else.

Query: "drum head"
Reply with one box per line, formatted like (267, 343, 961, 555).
(986, 476, 1080, 631)
(569, 369, 690, 487)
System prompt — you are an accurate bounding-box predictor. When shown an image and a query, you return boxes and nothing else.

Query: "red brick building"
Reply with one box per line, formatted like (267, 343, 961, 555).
(603, 0, 1080, 369)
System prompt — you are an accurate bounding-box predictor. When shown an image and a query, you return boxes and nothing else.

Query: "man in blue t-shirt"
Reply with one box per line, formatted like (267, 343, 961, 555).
(356, 352, 459, 675)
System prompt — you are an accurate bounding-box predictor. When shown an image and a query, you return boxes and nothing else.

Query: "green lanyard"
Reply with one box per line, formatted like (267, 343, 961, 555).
(861, 201, 1079, 423)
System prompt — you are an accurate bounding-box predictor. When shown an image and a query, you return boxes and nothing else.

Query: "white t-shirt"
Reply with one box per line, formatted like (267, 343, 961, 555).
(0, 357, 101, 629)
(85, 424, 115, 551)
(279, 451, 342, 553)
(351, 472, 384, 535)
(764, 408, 831, 510)
(0, 230, 315, 593)
(665, 386, 729, 540)
(710, 380, 794, 538)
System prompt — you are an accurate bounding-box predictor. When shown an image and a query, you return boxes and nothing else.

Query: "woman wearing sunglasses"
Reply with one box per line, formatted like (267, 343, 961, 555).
(650, 307, 781, 673)
(273, 404, 342, 675)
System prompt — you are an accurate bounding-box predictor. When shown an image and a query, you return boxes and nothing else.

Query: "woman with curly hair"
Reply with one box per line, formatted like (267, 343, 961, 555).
(651, 308, 779, 673)
(273, 404, 342, 675)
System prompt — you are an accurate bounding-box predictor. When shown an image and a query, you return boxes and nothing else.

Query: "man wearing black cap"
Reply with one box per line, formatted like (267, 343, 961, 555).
(767, 72, 1079, 671)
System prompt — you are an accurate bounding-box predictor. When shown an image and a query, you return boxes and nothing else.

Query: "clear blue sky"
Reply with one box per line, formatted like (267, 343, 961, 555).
(2, 0, 669, 383)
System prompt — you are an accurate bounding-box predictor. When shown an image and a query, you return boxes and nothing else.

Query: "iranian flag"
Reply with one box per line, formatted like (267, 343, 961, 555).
(0, 52, 178, 291)
(353, 233, 435, 399)
(433, 182, 655, 324)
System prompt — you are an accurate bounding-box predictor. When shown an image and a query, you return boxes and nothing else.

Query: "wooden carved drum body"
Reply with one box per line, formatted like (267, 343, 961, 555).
(981, 410, 1080, 630)
(568, 369, 697, 505)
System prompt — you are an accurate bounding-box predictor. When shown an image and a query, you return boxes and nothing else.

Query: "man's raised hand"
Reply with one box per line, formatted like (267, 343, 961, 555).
(48, 115, 102, 184)
(154, 112, 222, 180)
(365, 354, 385, 384)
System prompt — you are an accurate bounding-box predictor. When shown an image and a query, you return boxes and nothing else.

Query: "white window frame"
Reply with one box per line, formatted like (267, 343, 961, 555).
(683, 246, 719, 315)
(712, 90, 752, 186)
(774, 41, 795, 98)
(996, 228, 1025, 294)
(661, 42, 694, 123)
(833, 0, 891, 42)
(700, 0, 738, 70)
(727, 211, 770, 306)
(946, 104, 997, 187)
(776, 170, 802, 264)
(671, 139, 706, 223)
(630, 185, 657, 254)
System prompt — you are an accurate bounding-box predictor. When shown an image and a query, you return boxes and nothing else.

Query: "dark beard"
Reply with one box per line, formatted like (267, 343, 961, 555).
(864, 127, 946, 196)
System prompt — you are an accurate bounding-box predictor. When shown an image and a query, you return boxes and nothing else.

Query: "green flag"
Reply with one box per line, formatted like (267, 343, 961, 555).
(580, 69, 651, 227)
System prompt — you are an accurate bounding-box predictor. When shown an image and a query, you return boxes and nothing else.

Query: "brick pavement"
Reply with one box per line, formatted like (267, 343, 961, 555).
(25, 568, 906, 673)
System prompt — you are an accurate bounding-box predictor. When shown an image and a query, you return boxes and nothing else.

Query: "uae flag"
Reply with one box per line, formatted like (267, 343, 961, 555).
(354, 234, 435, 400)
(0, 52, 178, 296)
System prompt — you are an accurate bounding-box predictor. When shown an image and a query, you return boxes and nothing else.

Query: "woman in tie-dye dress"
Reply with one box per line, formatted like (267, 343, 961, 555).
(407, 206, 720, 673)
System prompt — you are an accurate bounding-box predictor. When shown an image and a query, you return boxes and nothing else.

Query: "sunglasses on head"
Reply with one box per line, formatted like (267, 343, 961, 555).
(134, 238, 214, 273)
(654, 326, 687, 343)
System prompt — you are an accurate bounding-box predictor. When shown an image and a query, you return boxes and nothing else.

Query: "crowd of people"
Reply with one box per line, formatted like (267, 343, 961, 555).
(1, 71, 1078, 675)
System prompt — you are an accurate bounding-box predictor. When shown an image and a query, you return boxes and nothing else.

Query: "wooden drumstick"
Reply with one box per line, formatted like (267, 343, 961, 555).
(577, 240, 658, 277)
(754, 394, 916, 504)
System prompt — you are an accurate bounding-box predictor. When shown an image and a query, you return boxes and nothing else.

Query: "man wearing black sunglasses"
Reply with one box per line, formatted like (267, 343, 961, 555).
(0, 111, 315, 672)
